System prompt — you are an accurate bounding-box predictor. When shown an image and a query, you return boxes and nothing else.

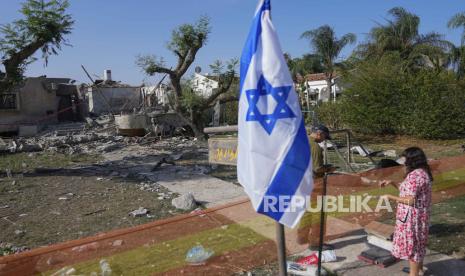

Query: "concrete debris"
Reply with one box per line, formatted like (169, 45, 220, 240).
(172, 193, 197, 210)
(112, 240, 124, 247)
(350, 146, 372, 157)
(137, 182, 161, 193)
(14, 230, 26, 236)
(96, 142, 123, 153)
(71, 242, 100, 253)
(0, 242, 29, 256)
(382, 149, 397, 158)
(5, 169, 12, 179)
(128, 207, 149, 217)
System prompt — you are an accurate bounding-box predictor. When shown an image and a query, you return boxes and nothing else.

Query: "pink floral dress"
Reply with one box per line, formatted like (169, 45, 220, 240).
(391, 169, 432, 262)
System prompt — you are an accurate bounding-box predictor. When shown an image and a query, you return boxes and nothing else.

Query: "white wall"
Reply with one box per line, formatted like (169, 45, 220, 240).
(304, 79, 342, 102)
(141, 86, 171, 106)
(88, 86, 140, 115)
(191, 73, 218, 98)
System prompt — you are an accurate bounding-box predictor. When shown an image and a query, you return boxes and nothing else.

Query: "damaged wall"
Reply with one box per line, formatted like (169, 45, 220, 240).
(0, 78, 70, 133)
(88, 86, 141, 115)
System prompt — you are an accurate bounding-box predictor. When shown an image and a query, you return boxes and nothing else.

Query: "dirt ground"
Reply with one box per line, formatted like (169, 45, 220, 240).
(0, 136, 213, 254)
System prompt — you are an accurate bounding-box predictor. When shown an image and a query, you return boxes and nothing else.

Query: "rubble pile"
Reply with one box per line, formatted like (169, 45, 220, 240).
(0, 242, 29, 256)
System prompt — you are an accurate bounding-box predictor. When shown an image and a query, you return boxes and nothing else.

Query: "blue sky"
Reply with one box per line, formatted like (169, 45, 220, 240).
(1, 0, 464, 85)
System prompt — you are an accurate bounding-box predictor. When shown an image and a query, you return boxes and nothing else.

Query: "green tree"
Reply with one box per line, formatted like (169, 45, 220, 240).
(137, 16, 237, 138)
(341, 53, 465, 139)
(300, 25, 356, 100)
(448, 11, 465, 79)
(0, 0, 73, 92)
(356, 7, 450, 71)
(285, 53, 323, 81)
(342, 53, 408, 134)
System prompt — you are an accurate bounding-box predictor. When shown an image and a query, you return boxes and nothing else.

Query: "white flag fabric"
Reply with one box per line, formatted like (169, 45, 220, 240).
(237, 0, 313, 228)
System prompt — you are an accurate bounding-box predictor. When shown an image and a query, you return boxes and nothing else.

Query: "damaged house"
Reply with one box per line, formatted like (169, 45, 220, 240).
(0, 77, 85, 135)
(87, 70, 142, 116)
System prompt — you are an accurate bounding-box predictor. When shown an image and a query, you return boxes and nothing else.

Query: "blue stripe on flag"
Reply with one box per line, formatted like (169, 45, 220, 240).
(239, 0, 271, 93)
(256, 119, 311, 221)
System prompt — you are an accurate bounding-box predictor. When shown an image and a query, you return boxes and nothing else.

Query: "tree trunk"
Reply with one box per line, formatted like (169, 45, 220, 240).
(176, 112, 206, 140)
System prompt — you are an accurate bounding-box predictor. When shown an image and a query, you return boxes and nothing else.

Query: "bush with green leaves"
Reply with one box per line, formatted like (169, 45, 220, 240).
(340, 54, 465, 139)
(341, 53, 409, 134)
(403, 70, 465, 139)
(314, 101, 346, 130)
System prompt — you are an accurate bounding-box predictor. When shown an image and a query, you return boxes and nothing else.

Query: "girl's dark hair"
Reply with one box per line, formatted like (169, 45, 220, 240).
(401, 147, 433, 181)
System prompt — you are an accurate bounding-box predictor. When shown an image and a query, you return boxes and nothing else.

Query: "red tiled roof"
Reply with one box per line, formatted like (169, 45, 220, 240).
(304, 73, 339, 82)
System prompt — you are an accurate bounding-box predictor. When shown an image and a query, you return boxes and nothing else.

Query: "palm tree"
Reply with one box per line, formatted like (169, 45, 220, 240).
(357, 7, 451, 69)
(448, 12, 465, 79)
(301, 25, 356, 101)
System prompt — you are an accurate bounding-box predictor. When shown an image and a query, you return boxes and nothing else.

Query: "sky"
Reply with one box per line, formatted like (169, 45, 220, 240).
(1, 0, 464, 85)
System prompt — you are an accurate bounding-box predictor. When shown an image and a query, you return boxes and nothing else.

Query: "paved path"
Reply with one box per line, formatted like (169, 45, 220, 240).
(318, 231, 465, 276)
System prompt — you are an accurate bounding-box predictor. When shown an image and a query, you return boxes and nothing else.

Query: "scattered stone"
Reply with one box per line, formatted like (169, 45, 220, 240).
(5, 169, 12, 179)
(0, 242, 29, 256)
(172, 193, 197, 210)
(382, 149, 397, 158)
(14, 230, 26, 236)
(71, 242, 100, 253)
(112, 240, 124, 247)
(129, 207, 149, 217)
(17, 143, 43, 152)
(97, 142, 122, 153)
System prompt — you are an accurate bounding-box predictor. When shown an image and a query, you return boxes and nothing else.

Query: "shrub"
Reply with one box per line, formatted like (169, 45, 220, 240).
(339, 54, 465, 139)
(341, 54, 409, 134)
(403, 71, 465, 139)
(314, 101, 346, 130)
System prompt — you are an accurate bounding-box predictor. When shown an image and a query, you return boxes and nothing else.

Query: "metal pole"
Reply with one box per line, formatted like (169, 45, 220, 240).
(317, 173, 328, 276)
(276, 222, 287, 276)
(346, 131, 351, 164)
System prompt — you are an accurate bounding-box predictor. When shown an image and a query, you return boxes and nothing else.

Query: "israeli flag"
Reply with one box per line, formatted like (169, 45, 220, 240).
(237, 0, 313, 228)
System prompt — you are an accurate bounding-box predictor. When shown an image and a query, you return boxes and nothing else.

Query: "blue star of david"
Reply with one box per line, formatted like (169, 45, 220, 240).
(245, 75, 296, 135)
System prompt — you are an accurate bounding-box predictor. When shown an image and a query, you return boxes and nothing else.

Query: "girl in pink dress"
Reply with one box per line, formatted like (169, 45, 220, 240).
(380, 147, 433, 276)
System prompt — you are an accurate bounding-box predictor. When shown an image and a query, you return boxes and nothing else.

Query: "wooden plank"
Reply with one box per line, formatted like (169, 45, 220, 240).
(208, 137, 238, 166)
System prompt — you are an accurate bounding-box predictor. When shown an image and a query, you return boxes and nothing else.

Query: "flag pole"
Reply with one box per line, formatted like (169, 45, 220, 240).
(317, 172, 328, 275)
(276, 222, 287, 276)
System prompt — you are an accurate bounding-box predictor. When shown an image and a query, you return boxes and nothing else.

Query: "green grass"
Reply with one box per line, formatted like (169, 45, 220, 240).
(428, 195, 465, 256)
(45, 223, 267, 275)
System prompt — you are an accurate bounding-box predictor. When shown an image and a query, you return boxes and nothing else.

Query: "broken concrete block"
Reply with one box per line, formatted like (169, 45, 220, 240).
(14, 230, 26, 236)
(382, 149, 397, 158)
(129, 207, 149, 217)
(112, 240, 124, 247)
(71, 242, 100, 253)
(172, 193, 197, 210)
(17, 143, 42, 152)
(96, 143, 122, 153)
